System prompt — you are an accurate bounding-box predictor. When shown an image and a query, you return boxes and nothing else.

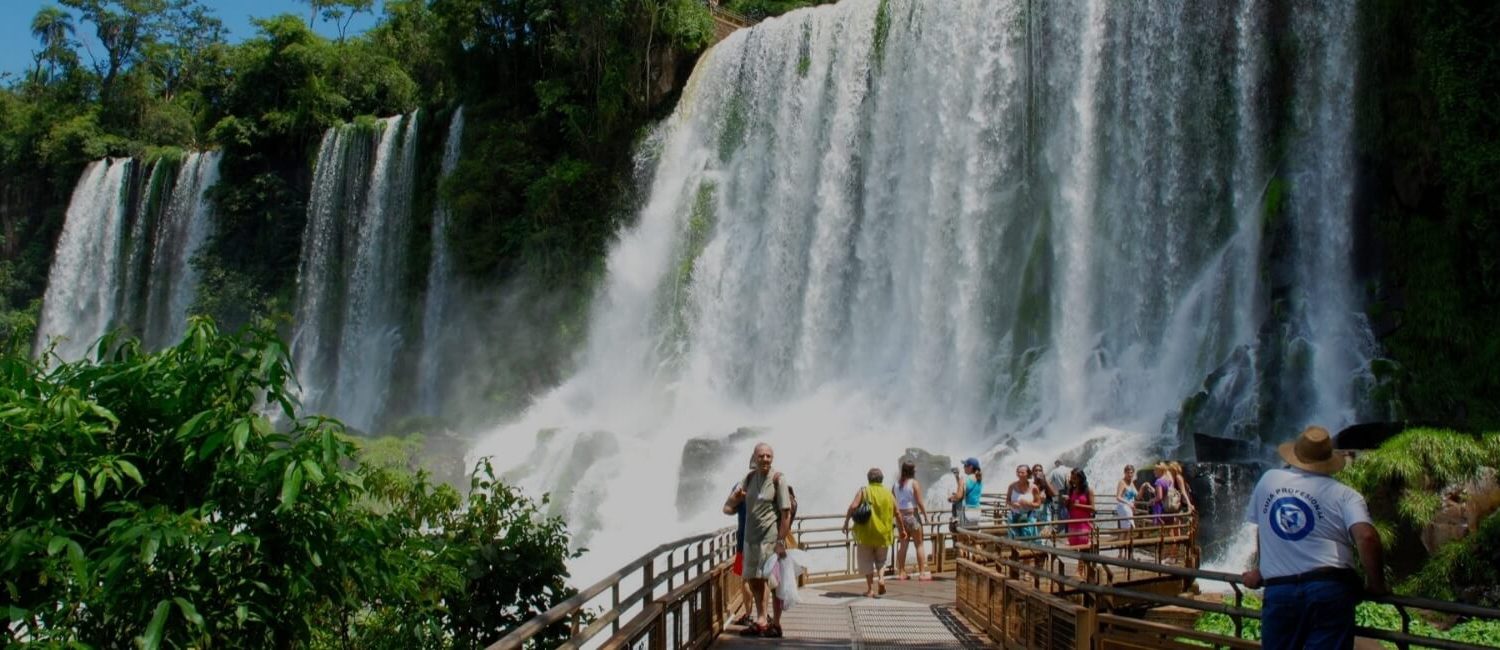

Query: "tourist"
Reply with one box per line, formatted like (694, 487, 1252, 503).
(945, 466, 964, 530)
(1242, 426, 1387, 650)
(892, 459, 931, 580)
(1149, 462, 1175, 526)
(1034, 462, 1061, 538)
(1047, 459, 1073, 503)
(951, 457, 984, 525)
(737, 443, 793, 638)
(1004, 464, 1038, 539)
(1168, 460, 1196, 513)
(843, 467, 897, 598)
(1066, 468, 1097, 567)
(1114, 464, 1139, 530)
(722, 454, 761, 626)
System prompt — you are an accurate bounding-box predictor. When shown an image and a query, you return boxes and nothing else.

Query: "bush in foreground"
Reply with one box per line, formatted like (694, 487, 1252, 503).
(3, 320, 576, 648)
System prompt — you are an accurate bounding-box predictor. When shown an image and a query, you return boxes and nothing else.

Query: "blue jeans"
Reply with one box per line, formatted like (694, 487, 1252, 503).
(1261, 578, 1360, 650)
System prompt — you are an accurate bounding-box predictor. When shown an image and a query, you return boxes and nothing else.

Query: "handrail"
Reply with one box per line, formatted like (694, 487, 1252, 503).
(487, 526, 735, 649)
(707, 4, 756, 28)
(955, 525, 1500, 649)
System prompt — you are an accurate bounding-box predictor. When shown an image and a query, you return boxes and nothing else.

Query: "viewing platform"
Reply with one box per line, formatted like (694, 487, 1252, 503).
(488, 496, 1500, 649)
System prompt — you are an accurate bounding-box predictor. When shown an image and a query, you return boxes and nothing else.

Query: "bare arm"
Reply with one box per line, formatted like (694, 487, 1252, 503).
(914, 481, 927, 517)
(722, 486, 745, 515)
(842, 488, 865, 533)
(1352, 522, 1388, 595)
(1176, 475, 1196, 511)
(1243, 535, 1263, 588)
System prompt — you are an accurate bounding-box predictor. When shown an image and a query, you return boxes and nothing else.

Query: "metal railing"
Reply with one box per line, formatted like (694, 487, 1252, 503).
(954, 522, 1500, 650)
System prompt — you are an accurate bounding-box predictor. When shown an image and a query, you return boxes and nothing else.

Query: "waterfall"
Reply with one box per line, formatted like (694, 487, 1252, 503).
(36, 160, 132, 361)
(472, 0, 1375, 580)
(291, 113, 420, 432)
(417, 107, 466, 415)
(142, 152, 223, 350)
(35, 153, 221, 361)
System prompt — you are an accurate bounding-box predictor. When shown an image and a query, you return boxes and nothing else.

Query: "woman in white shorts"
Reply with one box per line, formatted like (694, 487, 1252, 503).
(892, 460, 931, 580)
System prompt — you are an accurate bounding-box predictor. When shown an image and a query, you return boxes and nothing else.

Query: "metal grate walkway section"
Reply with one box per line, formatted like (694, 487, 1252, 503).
(714, 576, 988, 649)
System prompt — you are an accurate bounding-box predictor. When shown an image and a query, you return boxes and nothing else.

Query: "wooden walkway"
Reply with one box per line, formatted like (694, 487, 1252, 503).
(714, 575, 988, 649)
(489, 507, 1500, 650)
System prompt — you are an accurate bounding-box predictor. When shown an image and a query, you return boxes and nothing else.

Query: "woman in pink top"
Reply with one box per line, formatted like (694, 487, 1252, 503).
(1065, 469, 1097, 579)
(1065, 468, 1096, 547)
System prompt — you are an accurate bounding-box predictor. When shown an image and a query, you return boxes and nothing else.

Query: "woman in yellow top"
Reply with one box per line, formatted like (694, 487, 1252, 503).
(843, 467, 897, 598)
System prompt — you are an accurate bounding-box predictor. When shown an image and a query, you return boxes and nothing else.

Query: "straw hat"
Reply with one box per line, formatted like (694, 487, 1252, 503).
(1277, 425, 1346, 475)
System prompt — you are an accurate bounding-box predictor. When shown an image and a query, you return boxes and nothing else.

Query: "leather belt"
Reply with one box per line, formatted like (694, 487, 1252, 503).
(1263, 567, 1359, 587)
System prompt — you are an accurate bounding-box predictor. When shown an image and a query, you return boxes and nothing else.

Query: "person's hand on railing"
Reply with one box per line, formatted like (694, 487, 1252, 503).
(1241, 568, 1263, 589)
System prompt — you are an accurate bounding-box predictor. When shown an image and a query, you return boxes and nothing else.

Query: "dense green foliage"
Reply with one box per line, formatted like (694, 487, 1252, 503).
(3, 320, 577, 647)
(1359, 1, 1500, 428)
(1194, 595, 1500, 647)
(721, 0, 837, 20)
(1337, 428, 1500, 606)
(0, 0, 716, 332)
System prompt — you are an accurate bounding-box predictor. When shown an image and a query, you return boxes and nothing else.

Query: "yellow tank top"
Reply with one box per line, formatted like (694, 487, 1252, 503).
(853, 482, 896, 547)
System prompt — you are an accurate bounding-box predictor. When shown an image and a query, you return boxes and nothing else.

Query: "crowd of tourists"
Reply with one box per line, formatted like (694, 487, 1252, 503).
(719, 428, 1388, 648)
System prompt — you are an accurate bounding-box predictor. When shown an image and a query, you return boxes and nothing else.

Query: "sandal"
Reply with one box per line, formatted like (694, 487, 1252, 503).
(738, 622, 764, 636)
(760, 624, 783, 638)
(732, 613, 754, 626)
(877, 581, 887, 596)
(918, 572, 933, 581)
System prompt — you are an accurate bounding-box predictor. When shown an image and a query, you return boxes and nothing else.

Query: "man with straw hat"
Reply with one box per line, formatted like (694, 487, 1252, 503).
(1241, 425, 1388, 650)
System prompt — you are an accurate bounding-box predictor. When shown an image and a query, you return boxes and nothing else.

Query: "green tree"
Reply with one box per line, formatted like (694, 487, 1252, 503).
(2, 320, 578, 647)
(29, 6, 80, 84)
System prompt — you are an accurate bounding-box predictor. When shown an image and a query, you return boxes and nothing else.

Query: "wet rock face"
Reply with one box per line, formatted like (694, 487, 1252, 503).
(1192, 433, 1263, 464)
(896, 447, 955, 508)
(1184, 461, 1263, 558)
(1056, 437, 1108, 469)
(675, 427, 763, 517)
(1422, 467, 1500, 553)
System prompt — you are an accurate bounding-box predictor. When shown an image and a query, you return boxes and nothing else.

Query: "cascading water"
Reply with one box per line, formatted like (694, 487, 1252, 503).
(417, 107, 465, 415)
(141, 152, 223, 350)
(291, 113, 420, 432)
(35, 152, 222, 361)
(472, 0, 1377, 581)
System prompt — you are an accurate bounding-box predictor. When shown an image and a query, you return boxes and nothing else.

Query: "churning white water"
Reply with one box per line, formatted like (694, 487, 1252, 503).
(35, 152, 221, 361)
(472, 0, 1374, 582)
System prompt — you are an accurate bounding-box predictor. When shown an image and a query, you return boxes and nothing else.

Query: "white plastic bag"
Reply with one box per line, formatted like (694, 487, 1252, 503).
(762, 549, 809, 611)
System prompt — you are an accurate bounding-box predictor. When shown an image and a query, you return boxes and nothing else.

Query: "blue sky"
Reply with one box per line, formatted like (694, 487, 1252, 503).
(1, 1, 384, 80)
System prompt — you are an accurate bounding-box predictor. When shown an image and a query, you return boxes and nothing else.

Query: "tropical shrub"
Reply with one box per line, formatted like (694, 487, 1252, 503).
(1337, 428, 1500, 605)
(2, 320, 577, 648)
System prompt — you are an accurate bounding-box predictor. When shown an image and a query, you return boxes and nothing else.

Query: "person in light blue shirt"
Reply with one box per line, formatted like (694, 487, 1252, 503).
(949, 457, 983, 524)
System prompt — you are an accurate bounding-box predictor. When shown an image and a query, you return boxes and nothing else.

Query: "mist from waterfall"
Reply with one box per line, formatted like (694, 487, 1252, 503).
(472, 0, 1375, 581)
(35, 152, 222, 361)
(291, 113, 421, 433)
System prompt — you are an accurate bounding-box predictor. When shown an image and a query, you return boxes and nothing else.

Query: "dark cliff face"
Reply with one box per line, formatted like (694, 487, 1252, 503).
(1352, 0, 1500, 430)
(0, 175, 65, 313)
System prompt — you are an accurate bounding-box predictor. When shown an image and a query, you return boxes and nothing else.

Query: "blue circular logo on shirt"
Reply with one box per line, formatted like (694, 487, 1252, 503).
(1268, 496, 1316, 541)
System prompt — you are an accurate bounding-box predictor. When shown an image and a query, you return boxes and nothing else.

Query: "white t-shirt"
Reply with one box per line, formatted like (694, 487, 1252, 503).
(1244, 467, 1372, 579)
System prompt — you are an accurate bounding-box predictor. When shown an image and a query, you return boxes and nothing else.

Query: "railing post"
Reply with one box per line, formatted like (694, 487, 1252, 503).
(612, 582, 621, 635)
(644, 560, 655, 604)
(667, 549, 676, 592)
